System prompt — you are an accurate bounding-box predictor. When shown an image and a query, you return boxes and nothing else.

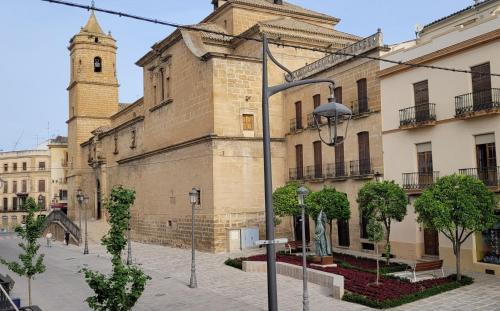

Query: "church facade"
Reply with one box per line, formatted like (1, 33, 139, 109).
(66, 0, 382, 252)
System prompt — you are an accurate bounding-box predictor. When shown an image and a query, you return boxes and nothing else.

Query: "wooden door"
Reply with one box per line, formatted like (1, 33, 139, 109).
(418, 149, 433, 187)
(358, 132, 371, 174)
(471, 63, 492, 110)
(313, 141, 322, 178)
(335, 136, 345, 177)
(357, 79, 368, 113)
(414, 80, 430, 122)
(313, 94, 321, 109)
(295, 101, 302, 130)
(337, 219, 350, 247)
(294, 215, 310, 242)
(476, 143, 497, 186)
(295, 145, 303, 179)
(334, 87, 342, 104)
(424, 228, 440, 256)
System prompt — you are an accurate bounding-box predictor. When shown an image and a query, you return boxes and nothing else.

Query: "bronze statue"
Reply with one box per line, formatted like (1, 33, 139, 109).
(315, 209, 329, 257)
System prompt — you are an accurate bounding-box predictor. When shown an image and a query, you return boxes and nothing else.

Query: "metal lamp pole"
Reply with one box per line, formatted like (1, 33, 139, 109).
(261, 34, 351, 311)
(188, 188, 199, 288)
(297, 186, 310, 311)
(76, 189, 83, 245)
(83, 196, 89, 255)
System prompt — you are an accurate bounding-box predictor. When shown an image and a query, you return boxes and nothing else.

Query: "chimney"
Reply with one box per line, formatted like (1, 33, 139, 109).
(274, 0, 283, 4)
(212, 0, 228, 10)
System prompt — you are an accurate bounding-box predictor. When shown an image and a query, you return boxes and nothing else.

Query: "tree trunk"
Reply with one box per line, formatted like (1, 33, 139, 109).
(376, 243, 380, 285)
(385, 226, 391, 265)
(329, 221, 333, 256)
(456, 242, 462, 281)
(28, 277, 32, 306)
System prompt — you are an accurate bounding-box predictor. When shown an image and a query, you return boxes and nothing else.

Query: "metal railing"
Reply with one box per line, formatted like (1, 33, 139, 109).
(459, 167, 500, 187)
(402, 172, 439, 190)
(43, 210, 80, 243)
(455, 88, 500, 116)
(289, 167, 304, 181)
(399, 103, 436, 127)
(350, 159, 373, 176)
(305, 165, 323, 180)
(352, 98, 370, 116)
(289, 118, 303, 133)
(325, 162, 348, 178)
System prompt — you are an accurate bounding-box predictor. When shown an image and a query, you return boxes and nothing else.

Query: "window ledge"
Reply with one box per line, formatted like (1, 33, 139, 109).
(149, 98, 173, 112)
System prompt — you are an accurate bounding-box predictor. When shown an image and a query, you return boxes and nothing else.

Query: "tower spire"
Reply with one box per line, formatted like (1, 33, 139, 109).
(81, 2, 104, 34)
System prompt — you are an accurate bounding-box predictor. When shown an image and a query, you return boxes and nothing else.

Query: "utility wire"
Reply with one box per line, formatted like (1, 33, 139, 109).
(41, 0, 500, 77)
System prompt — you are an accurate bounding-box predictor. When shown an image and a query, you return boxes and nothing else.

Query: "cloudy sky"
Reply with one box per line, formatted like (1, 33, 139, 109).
(0, 0, 473, 150)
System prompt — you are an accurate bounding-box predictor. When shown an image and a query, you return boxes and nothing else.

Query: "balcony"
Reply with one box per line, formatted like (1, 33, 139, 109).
(402, 172, 439, 192)
(289, 118, 303, 133)
(304, 165, 324, 180)
(399, 103, 436, 129)
(459, 167, 500, 188)
(455, 88, 500, 118)
(289, 167, 304, 181)
(325, 162, 349, 179)
(349, 159, 374, 177)
(351, 98, 370, 117)
(307, 113, 322, 129)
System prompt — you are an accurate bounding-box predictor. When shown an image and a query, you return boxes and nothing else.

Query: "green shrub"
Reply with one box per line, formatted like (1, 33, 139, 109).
(224, 258, 243, 270)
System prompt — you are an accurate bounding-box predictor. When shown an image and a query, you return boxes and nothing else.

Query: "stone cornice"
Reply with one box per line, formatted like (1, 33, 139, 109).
(80, 116, 145, 147)
(67, 80, 119, 91)
(111, 98, 144, 120)
(66, 115, 111, 124)
(117, 134, 285, 164)
(378, 28, 500, 78)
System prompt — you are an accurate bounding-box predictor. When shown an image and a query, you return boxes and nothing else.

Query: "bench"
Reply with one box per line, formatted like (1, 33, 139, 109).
(284, 241, 311, 254)
(408, 260, 444, 282)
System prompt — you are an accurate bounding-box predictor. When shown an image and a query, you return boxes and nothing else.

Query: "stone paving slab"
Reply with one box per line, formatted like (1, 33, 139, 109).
(1, 233, 499, 310)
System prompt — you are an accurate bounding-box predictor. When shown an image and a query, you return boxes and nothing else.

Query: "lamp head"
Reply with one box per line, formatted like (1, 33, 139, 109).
(76, 189, 84, 204)
(297, 186, 309, 206)
(189, 188, 199, 205)
(312, 95, 352, 148)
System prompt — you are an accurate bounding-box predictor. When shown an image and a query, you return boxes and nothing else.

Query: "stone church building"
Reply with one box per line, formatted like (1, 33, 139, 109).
(67, 0, 367, 252)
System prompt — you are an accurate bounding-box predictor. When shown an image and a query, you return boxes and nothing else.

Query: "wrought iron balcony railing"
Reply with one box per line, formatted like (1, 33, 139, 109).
(305, 165, 324, 180)
(352, 98, 370, 116)
(402, 172, 439, 190)
(307, 113, 321, 128)
(289, 118, 303, 133)
(350, 158, 373, 176)
(455, 88, 500, 116)
(325, 162, 349, 179)
(459, 167, 500, 187)
(399, 103, 436, 127)
(289, 167, 304, 181)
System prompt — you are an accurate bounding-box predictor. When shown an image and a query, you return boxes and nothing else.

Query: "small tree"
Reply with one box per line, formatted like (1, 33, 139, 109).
(357, 181, 407, 264)
(367, 218, 384, 285)
(0, 198, 46, 306)
(306, 187, 350, 252)
(82, 186, 150, 311)
(414, 174, 497, 281)
(273, 182, 302, 220)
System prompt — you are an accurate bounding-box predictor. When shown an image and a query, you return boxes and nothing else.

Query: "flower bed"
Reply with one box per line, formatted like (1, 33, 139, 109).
(245, 254, 473, 309)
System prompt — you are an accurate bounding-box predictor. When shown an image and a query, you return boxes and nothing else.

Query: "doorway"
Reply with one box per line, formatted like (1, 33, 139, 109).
(294, 215, 310, 243)
(424, 228, 440, 256)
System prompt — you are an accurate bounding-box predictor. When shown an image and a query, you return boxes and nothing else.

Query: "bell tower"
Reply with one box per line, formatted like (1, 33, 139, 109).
(67, 10, 119, 219)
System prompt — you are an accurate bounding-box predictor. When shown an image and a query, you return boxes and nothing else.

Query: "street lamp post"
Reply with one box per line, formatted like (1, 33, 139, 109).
(297, 186, 310, 311)
(83, 196, 89, 255)
(260, 34, 352, 311)
(188, 188, 199, 289)
(76, 189, 87, 252)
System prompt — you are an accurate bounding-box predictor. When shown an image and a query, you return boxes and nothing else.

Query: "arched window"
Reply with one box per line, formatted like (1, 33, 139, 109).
(94, 57, 102, 73)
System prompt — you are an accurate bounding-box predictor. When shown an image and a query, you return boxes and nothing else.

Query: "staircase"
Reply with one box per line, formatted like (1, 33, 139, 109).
(42, 210, 81, 245)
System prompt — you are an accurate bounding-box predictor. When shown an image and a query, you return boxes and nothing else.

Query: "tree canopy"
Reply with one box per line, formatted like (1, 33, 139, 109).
(273, 182, 304, 218)
(414, 174, 497, 280)
(358, 181, 407, 263)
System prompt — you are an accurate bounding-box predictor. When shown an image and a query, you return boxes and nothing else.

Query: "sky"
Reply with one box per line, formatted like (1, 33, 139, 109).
(0, 0, 474, 151)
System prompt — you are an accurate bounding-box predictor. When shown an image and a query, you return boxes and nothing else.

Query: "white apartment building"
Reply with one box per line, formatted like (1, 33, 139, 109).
(380, 0, 500, 275)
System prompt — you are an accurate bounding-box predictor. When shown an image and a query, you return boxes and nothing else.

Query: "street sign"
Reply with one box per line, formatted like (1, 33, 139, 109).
(255, 238, 288, 246)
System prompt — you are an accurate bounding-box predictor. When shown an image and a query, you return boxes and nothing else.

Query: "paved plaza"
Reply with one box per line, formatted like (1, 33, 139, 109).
(0, 233, 499, 310)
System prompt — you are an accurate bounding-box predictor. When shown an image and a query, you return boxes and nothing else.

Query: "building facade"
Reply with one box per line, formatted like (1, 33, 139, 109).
(0, 150, 51, 231)
(282, 31, 388, 253)
(48, 136, 69, 211)
(66, 0, 367, 252)
(380, 0, 500, 274)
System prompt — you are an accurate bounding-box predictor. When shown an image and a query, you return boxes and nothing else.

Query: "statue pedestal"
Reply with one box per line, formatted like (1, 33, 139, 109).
(311, 256, 336, 268)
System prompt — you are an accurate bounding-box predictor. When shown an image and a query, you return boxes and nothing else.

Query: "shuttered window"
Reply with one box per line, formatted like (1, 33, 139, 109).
(38, 180, 46, 193)
(334, 87, 342, 104)
(313, 94, 321, 109)
(357, 79, 368, 113)
(295, 101, 302, 130)
(242, 114, 254, 131)
(295, 144, 303, 179)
